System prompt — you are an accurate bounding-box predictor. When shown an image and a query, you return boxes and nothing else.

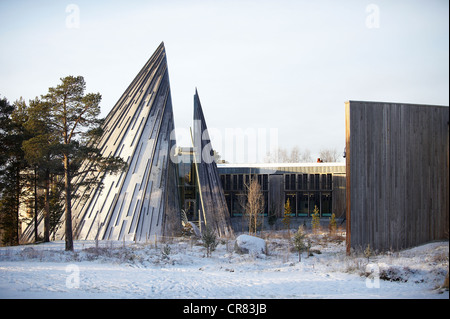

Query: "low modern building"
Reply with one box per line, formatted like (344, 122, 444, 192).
(177, 153, 346, 225)
(217, 163, 346, 220)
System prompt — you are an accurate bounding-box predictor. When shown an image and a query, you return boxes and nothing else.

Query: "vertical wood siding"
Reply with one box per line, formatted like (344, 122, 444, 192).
(346, 101, 449, 252)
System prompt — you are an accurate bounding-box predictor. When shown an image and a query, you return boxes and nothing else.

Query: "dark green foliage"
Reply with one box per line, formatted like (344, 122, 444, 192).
(293, 226, 307, 262)
(0, 96, 28, 246)
(201, 226, 219, 257)
(39, 76, 126, 251)
(311, 205, 320, 234)
(0, 76, 127, 249)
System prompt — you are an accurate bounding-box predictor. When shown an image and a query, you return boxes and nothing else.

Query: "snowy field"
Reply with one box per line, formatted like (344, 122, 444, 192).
(0, 230, 448, 299)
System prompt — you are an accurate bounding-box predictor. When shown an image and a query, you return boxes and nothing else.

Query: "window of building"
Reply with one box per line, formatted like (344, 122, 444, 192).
(315, 174, 320, 190)
(309, 192, 320, 214)
(220, 175, 225, 189)
(245, 174, 250, 187)
(238, 174, 244, 191)
(257, 174, 263, 188)
(309, 174, 315, 190)
(232, 193, 246, 216)
(284, 193, 296, 216)
(297, 174, 303, 190)
(290, 174, 296, 190)
(225, 174, 231, 190)
(284, 174, 296, 190)
(262, 174, 268, 191)
(263, 192, 269, 216)
(225, 194, 232, 217)
(321, 192, 332, 217)
(297, 192, 309, 217)
(219, 171, 334, 219)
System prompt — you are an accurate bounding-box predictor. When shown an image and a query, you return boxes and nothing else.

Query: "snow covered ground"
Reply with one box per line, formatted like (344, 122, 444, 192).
(0, 231, 448, 299)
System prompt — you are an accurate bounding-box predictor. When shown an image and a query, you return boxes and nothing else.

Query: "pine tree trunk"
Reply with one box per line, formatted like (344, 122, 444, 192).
(43, 168, 50, 242)
(34, 166, 38, 242)
(64, 154, 74, 251)
(14, 167, 21, 245)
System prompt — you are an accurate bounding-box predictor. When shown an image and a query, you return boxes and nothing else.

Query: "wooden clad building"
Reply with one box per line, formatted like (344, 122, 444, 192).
(21, 42, 182, 243)
(345, 101, 449, 253)
(192, 90, 234, 237)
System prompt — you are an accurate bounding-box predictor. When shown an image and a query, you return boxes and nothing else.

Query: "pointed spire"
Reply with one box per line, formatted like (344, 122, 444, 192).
(21, 43, 181, 243)
(77, 43, 180, 241)
(193, 89, 233, 237)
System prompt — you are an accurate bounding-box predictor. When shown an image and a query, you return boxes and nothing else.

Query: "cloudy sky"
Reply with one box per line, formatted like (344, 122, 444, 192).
(0, 0, 448, 163)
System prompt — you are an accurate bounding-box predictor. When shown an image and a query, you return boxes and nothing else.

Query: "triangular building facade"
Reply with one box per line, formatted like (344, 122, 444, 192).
(22, 42, 181, 242)
(193, 90, 233, 237)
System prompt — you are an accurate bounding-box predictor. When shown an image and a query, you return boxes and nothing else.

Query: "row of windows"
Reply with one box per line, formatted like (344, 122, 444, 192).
(285, 191, 332, 217)
(219, 173, 333, 218)
(220, 174, 269, 192)
(285, 174, 332, 191)
(224, 192, 269, 217)
(223, 191, 332, 218)
(220, 173, 333, 191)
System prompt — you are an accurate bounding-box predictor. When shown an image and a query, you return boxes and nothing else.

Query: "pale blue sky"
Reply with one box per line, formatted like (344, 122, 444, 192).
(0, 0, 448, 162)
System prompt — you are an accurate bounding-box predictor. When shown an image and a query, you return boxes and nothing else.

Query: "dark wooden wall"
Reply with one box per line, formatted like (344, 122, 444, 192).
(346, 101, 449, 252)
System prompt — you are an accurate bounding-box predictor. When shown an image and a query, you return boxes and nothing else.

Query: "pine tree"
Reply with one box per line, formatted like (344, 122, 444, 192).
(22, 97, 62, 242)
(364, 244, 372, 262)
(0, 97, 29, 245)
(282, 198, 292, 236)
(201, 226, 218, 257)
(328, 212, 337, 235)
(41, 76, 127, 251)
(293, 226, 306, 262)
(311, 205, 320, 234)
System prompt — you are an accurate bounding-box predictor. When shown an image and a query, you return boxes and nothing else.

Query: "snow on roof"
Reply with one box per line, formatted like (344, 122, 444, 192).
(217, 162, 345, 168)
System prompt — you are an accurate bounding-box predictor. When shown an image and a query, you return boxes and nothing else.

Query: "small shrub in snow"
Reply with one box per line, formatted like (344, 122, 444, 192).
(364, 244, 372, 262)
(344, 258, 367, 276)
(292, 226, 306, 262)
(311, 205, 320, 234)
(282, 199, 292, 236)
(378, 265, 409, 282)
(328, 213, 337, 235)
(161, 244, 171, 260)
(201, 226, 218, 257)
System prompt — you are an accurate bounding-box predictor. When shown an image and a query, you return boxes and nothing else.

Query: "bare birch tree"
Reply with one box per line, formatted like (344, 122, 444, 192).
(265, 146, 313, 163)
(318, 148, 340, 162)
(244, 177, 265, 235)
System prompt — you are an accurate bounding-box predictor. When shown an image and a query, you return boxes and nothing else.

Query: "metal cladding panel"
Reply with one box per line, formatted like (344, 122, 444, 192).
(21, 43, 181, 243)
(193, 90, 233, 237)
